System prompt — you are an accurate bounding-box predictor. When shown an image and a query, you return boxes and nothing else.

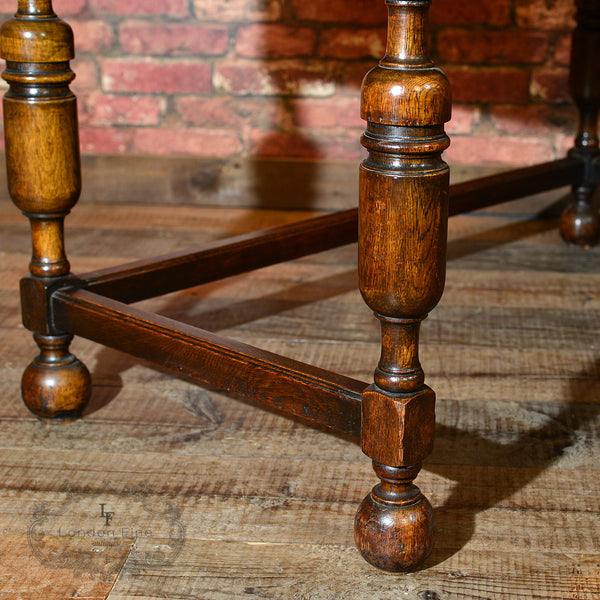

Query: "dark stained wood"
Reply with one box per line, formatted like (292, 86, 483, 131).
(79, 157, 583, 305)
(21, 333, 91, 423)
(0, 154, 528, 211)
(82, 208, 358, 303)
(354, 463, 435, 573)
(1, 0, 598, 583)
(52, 288, 365, 437)
(0, 1, 74, 64)
(360, 387, 435, 467)
(1, 0, 91, 421)
(1, 184, 599, 597)
(449, 157, 584, 217)
(355, 0, 448, 572)
(560, 0, 600, 245)
(570, 0, 600, 152)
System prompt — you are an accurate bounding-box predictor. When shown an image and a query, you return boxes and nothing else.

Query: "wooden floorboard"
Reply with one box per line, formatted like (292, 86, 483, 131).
(0, 157, 599, 599)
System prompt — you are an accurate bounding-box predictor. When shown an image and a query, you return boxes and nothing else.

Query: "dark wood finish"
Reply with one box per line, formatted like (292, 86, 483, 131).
(2, 188, 599, 598)
(354, 0, 449, 572)
(83, 209, 358, 303)
(79, 157, 583, 304)
(52, 288, 365, 437)
(2, 0, 597, 577)
(560, 0, 600, 245)
(449, 158, 584, 217)
(1, 0, 90, 421)
(21, 333, 91, 423)
(354, 463, 434, 573)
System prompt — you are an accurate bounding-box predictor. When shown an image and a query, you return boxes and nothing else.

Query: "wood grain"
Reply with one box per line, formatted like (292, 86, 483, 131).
(1, 155, 599, 597)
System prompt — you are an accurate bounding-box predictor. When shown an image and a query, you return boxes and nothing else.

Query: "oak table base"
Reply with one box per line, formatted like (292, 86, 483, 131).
(2, 0, 599, 573)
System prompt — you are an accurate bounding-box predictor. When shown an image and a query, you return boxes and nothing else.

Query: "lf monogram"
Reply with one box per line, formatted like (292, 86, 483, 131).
(99, 503, 114, 526)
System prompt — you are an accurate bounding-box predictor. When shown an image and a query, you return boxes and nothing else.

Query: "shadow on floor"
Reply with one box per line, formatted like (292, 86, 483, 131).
(423, 358, 600, 568)
(82, 205, 597, 564)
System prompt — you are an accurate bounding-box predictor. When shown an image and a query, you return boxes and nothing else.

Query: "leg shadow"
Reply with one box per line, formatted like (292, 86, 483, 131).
(425, 358, 600, 567)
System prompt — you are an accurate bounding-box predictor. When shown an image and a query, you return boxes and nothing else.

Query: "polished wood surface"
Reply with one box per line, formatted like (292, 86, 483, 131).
(1, 0, 91, 422)
(52, 287, 364, 437)
(1, 183, 598, 598)
(78, 156, 583, 306)
(2, 0, 599, 579)
(355, 0, 449, 571)
(560, 0, 600, 245)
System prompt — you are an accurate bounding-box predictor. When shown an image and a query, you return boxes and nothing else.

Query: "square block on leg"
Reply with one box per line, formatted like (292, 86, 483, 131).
(360, 385, 435, 467)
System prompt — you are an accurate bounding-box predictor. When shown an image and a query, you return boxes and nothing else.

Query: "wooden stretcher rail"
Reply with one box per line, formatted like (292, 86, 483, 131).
(82, 208, 358, 304)
(52, 288, 365, 437)
(448, 157, 584, 216)
(81, 157, 584, 305)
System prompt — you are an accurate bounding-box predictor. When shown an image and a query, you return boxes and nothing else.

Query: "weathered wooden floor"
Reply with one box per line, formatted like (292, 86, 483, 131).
(0, 156, 599, 599)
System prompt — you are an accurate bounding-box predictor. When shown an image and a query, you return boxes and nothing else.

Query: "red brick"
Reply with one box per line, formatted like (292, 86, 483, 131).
(319, 28, 386, 60)
(515, 0, 576, 30)
(235, 25, 316, 58)
(72, 57, 99, 91)
(292, 0, 387, 25)
(339, 61, 379, 92)
(0, 0, 573, 166)
(530, 67, 570, 103)
(0, 0, 85, 14)
(76, 91, 94, 124)
(71, 20, 114, 54)
(293, 97, 362, 129)
(176, 96, 280, 128)
(445, 135, 556, 165)
(247, 129, 323, 158)
(554, 33, 572, 67)
(214, 60, 335, 97)
(119, 22, 229, 57)
(489, 104, 576, 136)
(429, 0, 510, 26)
(134, 127, 242, 157)
(437, 30, 549, 65)
(0, 0, 83, 16)
(446, 104, 480, 135)
(445, 67, 531, 104)
(102, 59, 211, 94)
(91, 0, 189, 17)
(558, 132, 574, 154)
(322, 133, 364, 160)
(55, 0, 86, 15)
(90, 93, 167, 126)
(194, 0, 282, 22)
(79, 126, 134, 154)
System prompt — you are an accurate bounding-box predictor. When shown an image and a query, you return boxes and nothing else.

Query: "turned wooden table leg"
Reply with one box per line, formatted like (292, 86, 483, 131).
(1, 1, 90, 422)
(354, 0, 451, 572)
(560, 0, 600, 245)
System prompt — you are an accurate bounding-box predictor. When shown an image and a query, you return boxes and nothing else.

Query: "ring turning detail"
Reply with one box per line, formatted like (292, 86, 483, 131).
(2, 0, 599, 573)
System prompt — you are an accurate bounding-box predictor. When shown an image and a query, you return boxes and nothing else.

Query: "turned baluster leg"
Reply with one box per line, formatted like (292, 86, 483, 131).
(560, 0, 600, 245)
(354, 0, 451, 572)
(1, 1, 90, 421)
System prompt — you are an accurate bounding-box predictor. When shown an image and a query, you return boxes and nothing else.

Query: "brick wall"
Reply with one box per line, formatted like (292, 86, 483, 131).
(0, 0, 581, 165)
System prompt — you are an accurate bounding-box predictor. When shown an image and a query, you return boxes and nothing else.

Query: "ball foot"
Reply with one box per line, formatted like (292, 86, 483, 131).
(354, 463, 434, 572)
(560, 186, 600, 246)
(22, 334, 91, 423)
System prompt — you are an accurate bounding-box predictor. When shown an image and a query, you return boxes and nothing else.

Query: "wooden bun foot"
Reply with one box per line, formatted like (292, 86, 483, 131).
(354, 463, 434, 572)
(22, 334, 91, 423)
(560, 187, 600, 246)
